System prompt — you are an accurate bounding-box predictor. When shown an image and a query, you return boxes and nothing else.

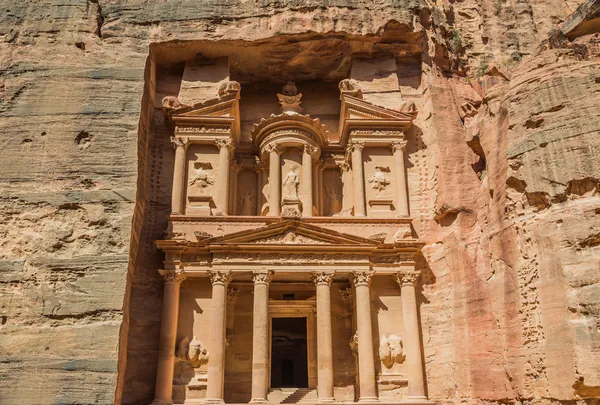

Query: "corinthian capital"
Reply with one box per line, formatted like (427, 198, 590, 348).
(170, 136, 189, 149)
(352, 270, 374, 287)
(394, 271, 420, 287)
(208, 270, 232, 286)
(252, 270, 274, 285)
(264, 143, 284, 155)
(348, 141, 365, 153)
(214, 138, 234, 151)
(312, 271, 334, 286)
(159, 269, 187, 284)
(303, 144, 319, 157)
(391, 140, 408, 153)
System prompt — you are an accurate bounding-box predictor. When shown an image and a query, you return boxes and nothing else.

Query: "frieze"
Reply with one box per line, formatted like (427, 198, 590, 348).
(175, 126, 231, 134)
(349, 129, 404, 137)
(262, 128, 320, 146)
(212, 252, 369, 264)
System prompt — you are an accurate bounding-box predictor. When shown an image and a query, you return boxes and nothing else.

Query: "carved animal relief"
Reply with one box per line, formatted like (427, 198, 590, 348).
(189, 162, 214, 190)
(177, 336, 209, 368)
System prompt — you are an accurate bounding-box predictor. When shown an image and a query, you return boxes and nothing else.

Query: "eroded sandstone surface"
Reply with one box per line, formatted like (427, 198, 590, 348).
(0, 1, 599, 404)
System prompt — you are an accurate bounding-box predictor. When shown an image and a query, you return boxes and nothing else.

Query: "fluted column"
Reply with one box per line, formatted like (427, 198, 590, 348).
(267, 145, 282, 216)
(301, 144, 317, 217)
(350, 142, 366, 217)
(151, 270, 187, 405)
(170, 137, 189, 214)
(214, 139, 234, 215)
(395, 272, 427, 401)
(205, 270, 232, 404)
(250, 271, 274, 403)
(391, 140, 409, 217)
(352, 271, 378, 402)
(313, 271, 335, 402)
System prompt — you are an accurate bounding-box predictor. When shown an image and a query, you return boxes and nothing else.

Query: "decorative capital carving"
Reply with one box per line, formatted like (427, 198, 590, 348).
(349, 141, 365, 153)
(208, 270, 232, 286)
(159, 269, 187, 284)
(162, 95, 185, 110)
(352, 270, 374, 287)
(339, 79, 363, 99)
(394, 271, 420, 287)
(214, 138, 234, 151)
(312, 271, 334, 286)
(227, 288, 239, 302)
(303, 143, 319, 157)
(264, 143, 284, 155)
(170, 136, 189, 149)
(278, 81, 303, 114)
(391, 140, 408, 153)
(252, 270, 274, 285)
(217, 81, 241, 97)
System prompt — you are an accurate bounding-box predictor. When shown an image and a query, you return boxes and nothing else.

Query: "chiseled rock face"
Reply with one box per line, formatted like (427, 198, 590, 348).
(0, 1, 599, 405)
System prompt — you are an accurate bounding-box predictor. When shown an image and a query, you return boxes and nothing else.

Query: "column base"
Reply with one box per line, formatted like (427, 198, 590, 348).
(249, 399, 270, 404)
(358, 397, 379, 403)
(150, 400, 173, 405)
(317, 398, 335, 403)
(203, 398, 225, 404)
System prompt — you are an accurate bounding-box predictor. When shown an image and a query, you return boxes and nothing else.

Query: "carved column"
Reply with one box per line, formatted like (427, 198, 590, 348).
(350, 142, 366, 217)
(256, 159, 267, 216)
(395, 272, 427, 401)
(170, 137, 189, 215)
(313, 271, 335, 402)
(151, 270, 186, 405)
(352, 271, 378, 402)
(251, 271, 274, 403)
(267, 145, 282, 216)
(391, 140, 409, 217)
(205, 271, 232, 404)
(214, 139, 234, 215)
(301, 144, 316, 217)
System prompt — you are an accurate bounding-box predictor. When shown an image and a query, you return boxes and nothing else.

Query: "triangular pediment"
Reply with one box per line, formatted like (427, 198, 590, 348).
(200, 220, 380, 247)
(171, 92, 238, 118)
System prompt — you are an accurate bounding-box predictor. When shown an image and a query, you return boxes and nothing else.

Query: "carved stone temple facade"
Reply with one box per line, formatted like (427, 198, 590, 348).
(153, 62, 431, 405)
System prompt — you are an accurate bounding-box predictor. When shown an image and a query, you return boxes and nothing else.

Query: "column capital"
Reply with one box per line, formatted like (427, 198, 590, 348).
(252, 270, 274, 285)
(312, 271, 334, 286)
(352, 270, 374, 287)
(158, 269, 187, 284)
(348, 141, 365, 153)
(170, 136, 190, 150)
(337, 161, 351, 172)
(265, 143, 284, 155)
(208, 270, 232, 286)
(394, 271, 420, 287)
(303, 143, 319, 157)
(227, 288, 239, 302)
(391, 140, 408, 153)
(214, 138, 234, 152)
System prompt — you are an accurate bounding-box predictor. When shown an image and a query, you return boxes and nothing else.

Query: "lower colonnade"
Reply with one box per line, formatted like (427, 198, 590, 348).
(150, 269, 429, 405)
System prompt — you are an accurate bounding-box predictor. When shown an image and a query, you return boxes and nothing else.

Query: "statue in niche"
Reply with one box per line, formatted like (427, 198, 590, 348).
(324, 186, 341, 216)
(189, 162, 214, 191)
(283, 168, 300, 199)
(237, 189, 256, 216)
(379, 334, 406, 368)
(368, 166, 391, 194)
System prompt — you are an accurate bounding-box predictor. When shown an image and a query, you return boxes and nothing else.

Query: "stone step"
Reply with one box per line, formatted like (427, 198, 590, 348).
(267, 388, 318, 404)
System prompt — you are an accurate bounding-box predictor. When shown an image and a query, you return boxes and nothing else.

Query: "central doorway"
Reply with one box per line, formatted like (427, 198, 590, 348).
(271, 317, 309, 388)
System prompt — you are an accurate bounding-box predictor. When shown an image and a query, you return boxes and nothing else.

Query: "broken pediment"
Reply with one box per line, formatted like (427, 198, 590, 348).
(338, 94, 417, 146)
(199, 220, 380, 247)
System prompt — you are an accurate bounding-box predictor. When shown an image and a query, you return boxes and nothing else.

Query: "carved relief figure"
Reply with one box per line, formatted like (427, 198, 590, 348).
(189, 162, 214, 190)
(367, 166, 391, 193)
(379, 334, 405, 368)
(283, 168, 300, 199)
(237, 189, 255, 216)
(177, 336, 209, 369)
(325, 186, 341, 216)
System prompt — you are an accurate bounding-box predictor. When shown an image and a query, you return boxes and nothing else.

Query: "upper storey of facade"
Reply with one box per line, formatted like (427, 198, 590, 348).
(161, 56, 419, 232)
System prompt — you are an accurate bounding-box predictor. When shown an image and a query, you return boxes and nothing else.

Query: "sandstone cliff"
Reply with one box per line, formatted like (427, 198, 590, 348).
(0, 1, 598, 404)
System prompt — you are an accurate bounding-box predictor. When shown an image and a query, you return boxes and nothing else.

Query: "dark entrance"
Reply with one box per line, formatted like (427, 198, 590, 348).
(271, 317, 308, 388)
